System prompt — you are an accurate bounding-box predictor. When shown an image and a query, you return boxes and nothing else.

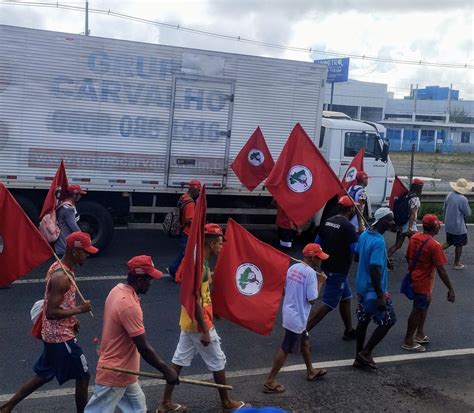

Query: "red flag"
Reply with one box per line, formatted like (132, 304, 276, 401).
(265, 123, 343, 226)
(231, 127, 275, 191)
(389, 176, 408, 209)
(40, 160, 69, 219)
(0, 183, 54, 286)
(178, 185, 207, 322)
(341, 148, 365, 190)
(212, 219, 291, 336)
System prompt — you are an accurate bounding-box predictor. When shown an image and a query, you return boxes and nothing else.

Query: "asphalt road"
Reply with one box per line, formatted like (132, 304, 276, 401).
(0, 227, 473, 412)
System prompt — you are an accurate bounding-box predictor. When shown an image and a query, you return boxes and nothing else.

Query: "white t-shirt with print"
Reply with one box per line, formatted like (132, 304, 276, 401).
(401, 196, 421, 233)
(282, 262, 318, 334)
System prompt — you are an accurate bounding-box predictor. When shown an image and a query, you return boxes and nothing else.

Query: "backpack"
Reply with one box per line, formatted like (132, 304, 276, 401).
(162, 198, 194, 237)
(393, 192, 413, 226)
(38, 210, 60, 243)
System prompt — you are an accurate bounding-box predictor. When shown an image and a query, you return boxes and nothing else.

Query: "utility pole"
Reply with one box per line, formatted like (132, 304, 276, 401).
(446, 83, 452, 123)
(85, 1, 89, 36)
(412, 83, 418, 121)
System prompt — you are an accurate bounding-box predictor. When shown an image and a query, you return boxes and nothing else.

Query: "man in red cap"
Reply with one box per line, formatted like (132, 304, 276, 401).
(348, 170, 369, 232)
(1, 232, 96, 413)
(263, 243, 328, 394)
(55, 184, 87, 256)
(168, 180, 202, 279)
(85, 256, 178, 412)
(401, 214, 455, 352)
(160, 223, 250, 413)
(307, 196, 362, 341)
(388, 178, 424, 259)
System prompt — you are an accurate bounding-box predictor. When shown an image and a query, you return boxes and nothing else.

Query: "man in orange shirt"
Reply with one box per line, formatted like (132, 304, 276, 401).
(85, 256, 178, 412)
(168, 180, 201, 279)
(401, 214, 455, 352)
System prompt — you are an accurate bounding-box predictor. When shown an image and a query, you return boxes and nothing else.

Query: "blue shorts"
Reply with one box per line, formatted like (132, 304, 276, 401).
(322, 273, 352, 309)
(34, 338, 89, 385)
(413, 293, 431, 310)
(356, 293, 397, 327)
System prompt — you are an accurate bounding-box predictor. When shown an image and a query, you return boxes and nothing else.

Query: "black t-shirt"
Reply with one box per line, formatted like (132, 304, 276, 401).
(318, 215, 358, 274)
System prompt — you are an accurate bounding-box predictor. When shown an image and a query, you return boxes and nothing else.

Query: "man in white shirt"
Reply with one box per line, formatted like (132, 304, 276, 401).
(262, 244, 328, 394)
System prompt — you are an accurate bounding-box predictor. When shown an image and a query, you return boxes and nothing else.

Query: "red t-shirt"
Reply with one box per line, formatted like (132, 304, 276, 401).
(406, 233, 448, 294)
(180, 193, 195, 236)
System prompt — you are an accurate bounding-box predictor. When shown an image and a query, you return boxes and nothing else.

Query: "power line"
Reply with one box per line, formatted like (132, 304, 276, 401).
(2, 0, 473, 70)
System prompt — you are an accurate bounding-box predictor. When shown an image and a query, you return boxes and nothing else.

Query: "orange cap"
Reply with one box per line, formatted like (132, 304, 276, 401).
(302, 243, 329, 260)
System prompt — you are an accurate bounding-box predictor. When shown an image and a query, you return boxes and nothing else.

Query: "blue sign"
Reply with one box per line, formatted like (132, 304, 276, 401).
(314, 57, 350, 83)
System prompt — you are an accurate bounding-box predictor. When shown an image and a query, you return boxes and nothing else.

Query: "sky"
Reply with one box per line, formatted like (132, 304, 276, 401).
(1, 0, 473, 99)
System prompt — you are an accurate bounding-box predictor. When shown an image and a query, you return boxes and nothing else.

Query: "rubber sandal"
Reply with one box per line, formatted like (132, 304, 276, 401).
(263, 383, 286, 394)
(223, 401, 252, 412)
(356, 353, 378, 369)
(401, 343, 426, 352)
(307, 369, 327, 381)
(156, 403, 187, 412)
(453, 264, 465, 270)
(414, 336, 430, 344)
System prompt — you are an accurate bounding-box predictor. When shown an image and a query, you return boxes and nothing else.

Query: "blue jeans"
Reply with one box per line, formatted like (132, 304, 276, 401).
(169, 232, 188, 276)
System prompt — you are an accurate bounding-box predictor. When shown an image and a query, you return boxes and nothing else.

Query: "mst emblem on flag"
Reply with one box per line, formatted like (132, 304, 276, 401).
(247, 149, 265, 166)
(345, 166, 358, 183)
(287, 165, 313, 193)
(236, 263, 263, 296)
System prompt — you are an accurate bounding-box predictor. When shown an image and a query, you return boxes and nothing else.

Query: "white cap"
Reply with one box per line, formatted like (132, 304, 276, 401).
(372, 207, 393, 226)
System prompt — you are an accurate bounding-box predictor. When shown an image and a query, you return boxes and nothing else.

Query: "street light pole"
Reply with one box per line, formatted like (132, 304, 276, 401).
(85, 1, 89, 36)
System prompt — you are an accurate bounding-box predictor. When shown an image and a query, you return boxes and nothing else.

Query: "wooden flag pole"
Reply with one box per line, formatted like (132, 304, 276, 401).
(101, 366, 233, 390)
(53, 252, 94, 318)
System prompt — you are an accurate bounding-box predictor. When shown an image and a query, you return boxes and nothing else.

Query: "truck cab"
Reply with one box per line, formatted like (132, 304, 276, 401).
(317, 111, 394, 222)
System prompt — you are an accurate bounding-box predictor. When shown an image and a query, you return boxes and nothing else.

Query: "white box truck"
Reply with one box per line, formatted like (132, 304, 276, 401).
(0, 25, 394, 251)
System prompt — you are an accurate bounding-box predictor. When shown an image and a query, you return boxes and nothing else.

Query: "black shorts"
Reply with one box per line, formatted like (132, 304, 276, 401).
(278, 227, 296, 243)
(446, 233, 468, 247)
(34, 338, 89, 385)
(281, 329, 309, 355)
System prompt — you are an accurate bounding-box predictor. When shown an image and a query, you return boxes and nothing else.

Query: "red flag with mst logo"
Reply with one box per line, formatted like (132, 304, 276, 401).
(212, 219, 290, 336)
(178, 185, 207, 321)
(341, 148, 365, 190)
(0, 184, 54, 287)
(389, 176, 408, 209)
(231, 127, 275, 191)
(40, 160, 69, 219)
(265, 123, 343, 226)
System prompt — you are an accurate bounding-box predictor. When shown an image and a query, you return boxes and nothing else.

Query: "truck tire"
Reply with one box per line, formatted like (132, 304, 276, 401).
(76, 201, 114, 254)
(14, 194, 39, 225)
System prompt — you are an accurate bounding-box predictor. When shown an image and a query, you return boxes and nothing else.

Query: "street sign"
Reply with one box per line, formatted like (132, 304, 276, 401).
(314, 57, 350, 83)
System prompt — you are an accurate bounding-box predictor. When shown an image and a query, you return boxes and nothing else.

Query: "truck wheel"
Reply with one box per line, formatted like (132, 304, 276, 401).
(77, 201, 114, 254)
(14, 194, 39, 225)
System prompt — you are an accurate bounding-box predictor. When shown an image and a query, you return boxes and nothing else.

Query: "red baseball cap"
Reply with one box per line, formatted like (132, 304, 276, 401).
(302, 243, 329, 260)
(204, 223, 225, 238)
(127, 255, 163, 279)
(66, 231, 98, 254)
(338, 195, 357, 207)
(356, 171, 368, 181)
(412, 178, 424, 186)
(422, 214, 442, 228)
(189, 180, 202, 190)
(67, 184, 87, 195)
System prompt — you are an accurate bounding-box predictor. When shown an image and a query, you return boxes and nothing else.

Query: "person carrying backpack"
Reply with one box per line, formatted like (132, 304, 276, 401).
(388, 178, 424, 260)
(167, 180, 201, 279)
(55, 185, 87, 257)
(348, 171, 369, 233)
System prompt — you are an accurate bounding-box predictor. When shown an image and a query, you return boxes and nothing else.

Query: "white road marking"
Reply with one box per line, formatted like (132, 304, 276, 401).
(0, 348, 472, 402)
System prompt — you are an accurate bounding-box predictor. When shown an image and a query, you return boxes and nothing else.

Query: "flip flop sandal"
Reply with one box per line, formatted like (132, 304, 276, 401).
(223, 401, 252, 412)
(356, 354, 378, 369)
(414, 336, 430, 344)
(156, 403, 187, 412)
(263, 383, 286, 394)
(307, 369, 327, 381)
(453, 264, 465, 270)
(401, 343, 426, 352)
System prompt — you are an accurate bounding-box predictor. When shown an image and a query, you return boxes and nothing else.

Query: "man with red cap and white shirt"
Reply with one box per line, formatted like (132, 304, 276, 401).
(263, 243, 328, 395)
(1, 232, 96, 413)
(55, 184, 87, 256)
(160, 223, 250, 413)
(168, 180, 202, 279)
(401, 214, 455, 352)
(348, 170, 369, 232)
(85, 255, 178, 413)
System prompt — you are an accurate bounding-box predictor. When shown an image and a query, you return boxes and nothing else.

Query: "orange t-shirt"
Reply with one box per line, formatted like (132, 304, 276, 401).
(95, 284, 145, 387)
(180, 193, 195, 236)
(406, 233, 448, 294)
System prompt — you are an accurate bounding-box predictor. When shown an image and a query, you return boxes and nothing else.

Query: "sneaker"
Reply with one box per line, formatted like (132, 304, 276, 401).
(342, 329, 357, 341)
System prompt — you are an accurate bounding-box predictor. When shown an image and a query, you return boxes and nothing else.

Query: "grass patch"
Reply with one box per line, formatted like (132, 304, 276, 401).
(419, 202, 474, 223)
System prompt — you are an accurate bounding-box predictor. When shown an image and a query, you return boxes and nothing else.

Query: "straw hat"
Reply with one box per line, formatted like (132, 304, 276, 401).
(450, 178, 474, 195)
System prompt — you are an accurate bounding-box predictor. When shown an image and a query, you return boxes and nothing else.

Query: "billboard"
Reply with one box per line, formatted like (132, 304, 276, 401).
(314, 57, 350, 83)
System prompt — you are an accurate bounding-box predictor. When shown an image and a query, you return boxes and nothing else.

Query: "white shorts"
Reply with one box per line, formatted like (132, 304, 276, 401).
(172, 328, 227, 372)
(400, 221, 418, 234)
(85, 382, 146, 413)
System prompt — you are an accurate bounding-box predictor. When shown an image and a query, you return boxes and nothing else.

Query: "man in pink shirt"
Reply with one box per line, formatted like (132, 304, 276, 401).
(85, 256, 178, 413)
